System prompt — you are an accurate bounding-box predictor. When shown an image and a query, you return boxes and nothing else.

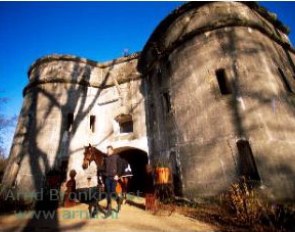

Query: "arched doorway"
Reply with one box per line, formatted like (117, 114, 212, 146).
(115, 147, 148, 195)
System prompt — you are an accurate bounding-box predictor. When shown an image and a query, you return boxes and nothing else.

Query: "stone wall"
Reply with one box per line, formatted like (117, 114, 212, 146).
(3, 1, 295, 202)
(2, 54, 148, 198)
(140, 2, 295, 200)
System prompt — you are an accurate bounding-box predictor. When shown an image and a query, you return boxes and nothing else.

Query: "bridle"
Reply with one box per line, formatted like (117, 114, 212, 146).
(83, 145, 105, 170)
(83, 146, 94, 168)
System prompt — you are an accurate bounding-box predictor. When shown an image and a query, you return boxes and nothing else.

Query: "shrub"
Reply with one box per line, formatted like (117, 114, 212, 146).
(226, 177, 295, 231)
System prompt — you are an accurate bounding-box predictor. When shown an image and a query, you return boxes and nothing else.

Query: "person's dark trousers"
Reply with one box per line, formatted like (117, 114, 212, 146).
(105, 176, 122, 214)
(105, 176, 116, 209)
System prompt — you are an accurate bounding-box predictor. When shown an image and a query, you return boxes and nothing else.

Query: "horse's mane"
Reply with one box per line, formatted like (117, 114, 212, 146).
(91, 146, 106, 157)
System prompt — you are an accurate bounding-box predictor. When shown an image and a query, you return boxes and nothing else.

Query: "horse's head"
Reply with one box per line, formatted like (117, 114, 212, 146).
(82, 144, 105, 170)
(82, 144, 94, 169)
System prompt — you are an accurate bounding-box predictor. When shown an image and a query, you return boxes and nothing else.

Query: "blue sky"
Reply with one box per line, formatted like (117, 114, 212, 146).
(0, 1, 294, 156)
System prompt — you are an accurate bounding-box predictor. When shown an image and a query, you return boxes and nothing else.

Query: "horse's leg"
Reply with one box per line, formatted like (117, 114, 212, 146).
(122, 178, 128, 203)
(91, 188, 100, 217)
(89, 201, 99, 218)
(92, 201, 98, 217)
(96, 200, 105, 215)
(88, 203, 93, 217)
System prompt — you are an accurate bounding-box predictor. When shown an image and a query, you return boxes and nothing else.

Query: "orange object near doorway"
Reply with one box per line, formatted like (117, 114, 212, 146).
(155, 167, 170, 184)
(116, 181, 122, 193)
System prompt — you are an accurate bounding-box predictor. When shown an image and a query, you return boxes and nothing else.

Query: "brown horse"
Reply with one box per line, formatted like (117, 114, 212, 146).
(82, 144, 105, 170)
(82, 144, 130, 213)
(81, 144, 106, 217)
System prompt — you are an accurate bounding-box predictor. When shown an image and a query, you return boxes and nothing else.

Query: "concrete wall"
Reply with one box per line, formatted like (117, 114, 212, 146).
(2, 54, 148, 198)
(3, 1, 295, 202)
(140, 2, 295, 200)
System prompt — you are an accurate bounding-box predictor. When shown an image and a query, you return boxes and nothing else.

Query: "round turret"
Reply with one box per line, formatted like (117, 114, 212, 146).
(139, 2, 295, 200)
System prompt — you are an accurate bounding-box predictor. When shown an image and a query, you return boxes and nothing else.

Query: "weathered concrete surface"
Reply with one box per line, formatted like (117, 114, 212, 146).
(2, 54, 148, 198)
(139, 2, 295, 200)
(2, 1, 295, 203)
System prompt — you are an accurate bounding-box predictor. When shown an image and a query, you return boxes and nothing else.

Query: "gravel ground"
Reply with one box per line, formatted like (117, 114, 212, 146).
(0, 197, 217, 232)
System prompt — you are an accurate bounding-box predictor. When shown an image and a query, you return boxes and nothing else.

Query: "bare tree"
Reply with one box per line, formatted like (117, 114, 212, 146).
(0, 97, 8, 158)
(0, 97, 17, 182)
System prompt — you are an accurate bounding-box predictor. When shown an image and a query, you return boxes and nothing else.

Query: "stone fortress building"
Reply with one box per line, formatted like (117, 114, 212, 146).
(2, 2, 295, 201)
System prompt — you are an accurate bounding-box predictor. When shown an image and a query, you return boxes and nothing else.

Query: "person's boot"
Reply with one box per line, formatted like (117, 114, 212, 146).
(122, 192, 127, 204)
(117, 197, 123, 213)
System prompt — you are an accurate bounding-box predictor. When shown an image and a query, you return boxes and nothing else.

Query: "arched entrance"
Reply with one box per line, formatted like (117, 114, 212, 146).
(115, 147, 148, 195)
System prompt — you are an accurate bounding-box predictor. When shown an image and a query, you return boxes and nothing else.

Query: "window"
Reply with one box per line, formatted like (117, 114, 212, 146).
(115, 114, 133, 134)
(215, 69, 232, 95)
(120, 120, 133, 133)
(66, 113, 74, 131)
(278, 68, 292, 93)
(90, 115, 95, 133)
(162, 91, 172, 113)
(236, 139, 260, 181)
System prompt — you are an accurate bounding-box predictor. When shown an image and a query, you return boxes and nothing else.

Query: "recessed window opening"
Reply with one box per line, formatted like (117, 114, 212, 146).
(66, 113, 74, 132)
(278, 68, 292, 93)
(215, 69, 232, 95)
(120, 120, 133, 133)
(236, 139, 260, 182)
(90, 115, 96, 133)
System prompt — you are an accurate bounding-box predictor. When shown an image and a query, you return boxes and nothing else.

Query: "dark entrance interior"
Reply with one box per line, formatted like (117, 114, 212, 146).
(117, 148, 148, 195)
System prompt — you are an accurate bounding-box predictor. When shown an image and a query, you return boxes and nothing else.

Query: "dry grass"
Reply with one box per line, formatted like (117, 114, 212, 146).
(172, 177, 295, 232)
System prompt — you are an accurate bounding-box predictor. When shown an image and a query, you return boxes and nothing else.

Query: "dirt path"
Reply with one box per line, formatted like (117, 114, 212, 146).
(0, 197, 217, 232)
